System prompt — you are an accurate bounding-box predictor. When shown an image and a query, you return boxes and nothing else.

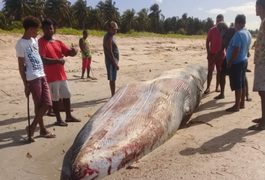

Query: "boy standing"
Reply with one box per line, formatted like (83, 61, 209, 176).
(16, 16, 56, 142)
(79, 30, 94, 79)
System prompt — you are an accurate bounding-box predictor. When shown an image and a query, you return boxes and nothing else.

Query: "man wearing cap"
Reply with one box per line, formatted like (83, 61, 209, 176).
(103, 21, 119, 97)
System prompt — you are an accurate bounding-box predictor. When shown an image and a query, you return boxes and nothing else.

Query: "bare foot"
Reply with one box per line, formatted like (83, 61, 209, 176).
(25, 126, 36, 142)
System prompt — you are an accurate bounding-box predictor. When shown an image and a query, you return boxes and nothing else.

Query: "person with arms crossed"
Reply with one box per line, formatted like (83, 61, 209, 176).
(103, 21, 120, 97)
(16, 16, 56, 141)
(204, 14, 225, 94)
(38, 19, 80, 126)
(249, 0, 265, 130)
(225, 14, 252, 112)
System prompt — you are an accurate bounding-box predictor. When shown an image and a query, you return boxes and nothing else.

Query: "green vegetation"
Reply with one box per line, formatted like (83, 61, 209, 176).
(0, 0, 257, 36)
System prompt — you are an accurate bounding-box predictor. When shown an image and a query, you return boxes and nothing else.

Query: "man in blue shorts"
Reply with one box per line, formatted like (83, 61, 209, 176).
(103, 21, 119, 97)
(225, 14, 252, 112)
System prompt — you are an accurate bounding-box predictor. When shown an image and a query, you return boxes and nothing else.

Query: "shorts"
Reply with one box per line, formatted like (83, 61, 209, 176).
(229, 61, 247, 91)
(106, 63, 117, 81)
(221, 58, 229, 75)
(253, 63, 265, 91)
(27, 77, 52, 107)
(48, 80, 71, 101)
(82, 57, 92, 70)
(208, 53, 225, 71)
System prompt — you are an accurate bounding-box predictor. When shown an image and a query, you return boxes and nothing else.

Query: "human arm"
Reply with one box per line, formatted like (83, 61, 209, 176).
(41, 56, 65, 65)
(210, 42, 225, 67)
(227, 46, 240, 69)
(17, 57, 30, 97)
(79, 38, 88, 57)
(206, 39, 211, 60)
(105, 37, 119, 70)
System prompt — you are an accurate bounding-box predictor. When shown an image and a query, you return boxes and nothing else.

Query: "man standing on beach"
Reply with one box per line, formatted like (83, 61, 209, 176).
(249, 0, 265, 130)
(38, 19, 81, 126)
(16, 16, 56, 141)
(211, 22, 252, 101)
(204, 14, 225, 94)
(225, 14, 251, 112)
(103, 21, 120, 97)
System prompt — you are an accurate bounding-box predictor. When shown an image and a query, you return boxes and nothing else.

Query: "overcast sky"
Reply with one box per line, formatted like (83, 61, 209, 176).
(0, 0, 261, 30)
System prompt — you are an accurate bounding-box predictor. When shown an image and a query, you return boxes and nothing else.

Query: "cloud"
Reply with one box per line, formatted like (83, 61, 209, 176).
(207, 2, 255, 15)
(155, 0, 163, 3)
(198, 7, 204, 11)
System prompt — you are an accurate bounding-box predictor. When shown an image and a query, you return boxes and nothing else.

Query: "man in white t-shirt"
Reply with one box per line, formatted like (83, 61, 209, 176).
(16, 16, 56, 142)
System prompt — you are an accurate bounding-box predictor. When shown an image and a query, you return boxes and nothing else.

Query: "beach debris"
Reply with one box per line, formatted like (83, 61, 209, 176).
(1, 89, 11, 97)
(26, 152, 32, 159)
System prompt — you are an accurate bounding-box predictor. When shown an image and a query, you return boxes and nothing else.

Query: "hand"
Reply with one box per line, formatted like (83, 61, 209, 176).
(70, 47, 78, 56)
(207, 53, 212, 60)
(227, 62, 232, 69)
(24, 85, 30, 98)
(115, 64, 119, 71)
(247, 52, 251, 58)
(59, 59, 65, 65)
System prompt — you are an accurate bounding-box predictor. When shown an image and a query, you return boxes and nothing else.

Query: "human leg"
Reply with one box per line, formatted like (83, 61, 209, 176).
(81, 58, 88, 79)
(49, 81, 68, 126)
(87, 57, 92, 78)
(60, 80, 80, 122)
(245, 76, 252, 101)
(249, 91, 265, 130)
(106, 63, 117, 97)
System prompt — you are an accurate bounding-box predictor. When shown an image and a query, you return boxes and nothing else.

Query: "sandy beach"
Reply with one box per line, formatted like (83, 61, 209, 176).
(0, 33, 264, 180)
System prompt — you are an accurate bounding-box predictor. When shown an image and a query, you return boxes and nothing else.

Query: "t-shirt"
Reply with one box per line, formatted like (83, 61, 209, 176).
(226, 28, 252, 64)
(223, 28, 235, 50)
(38, 37, 69, 83)
(254, 18, 265, 64)
(81, 38, 92, 58)
(103, 32, 119, 65)
(15, 38, 45, 81)
(207, 26, 223, 54)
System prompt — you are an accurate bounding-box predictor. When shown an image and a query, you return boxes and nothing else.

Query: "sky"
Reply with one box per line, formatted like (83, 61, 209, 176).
(0, 0, 261, 30)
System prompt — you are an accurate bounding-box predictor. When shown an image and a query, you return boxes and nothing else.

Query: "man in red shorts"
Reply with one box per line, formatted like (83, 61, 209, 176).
(38, 19, 80, 126)
(204, 14, 225, 94)
(16, 16, 56, 142)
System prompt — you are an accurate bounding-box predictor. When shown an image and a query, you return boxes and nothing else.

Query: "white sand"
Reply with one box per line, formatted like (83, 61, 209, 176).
(0, 34, 264, 180)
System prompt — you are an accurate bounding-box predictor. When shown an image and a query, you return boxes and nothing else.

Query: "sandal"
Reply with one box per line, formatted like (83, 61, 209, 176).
(252, 118, 262, 124)
(214, 94, 225, 100)
(248, 124, 265, 131)
(246, 96, 252, 102)
(225, 107, 239, 112)
(55, 121, 68, 127)
(204, 89, 210, 94)
(40, 133, 56, 138)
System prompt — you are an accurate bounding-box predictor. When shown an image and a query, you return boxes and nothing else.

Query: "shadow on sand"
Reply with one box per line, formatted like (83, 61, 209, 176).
(179, 128, 260, 156)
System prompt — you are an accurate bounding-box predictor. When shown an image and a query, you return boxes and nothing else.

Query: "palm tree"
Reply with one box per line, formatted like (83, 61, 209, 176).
(0, 11, 7, 29)
(149, 3, 161, 33)
(136, 8, 150, 32)
(45, 0, 73, 27)
(121, 9, 136, 33)
(28, 0, 46, 20)
(87, 8, 103, 30)
(2, 0, 31, 21)
(97, 0, 119, 24)
(72, 0, 88, 29)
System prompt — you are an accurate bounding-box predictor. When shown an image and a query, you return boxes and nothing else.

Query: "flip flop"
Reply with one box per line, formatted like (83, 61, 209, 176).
(246, 96, 252, 101)
(55, 121, 68, 126)
(40, 133, 56, 138)
(252, 118, 262, 124)
(65, 118, 81, 123)
(248, 124, 265, 131)
(47, 112, 56, 117)
(214, 95, 225, 100)
(204, 89, 210, 94)
(225, 107, 239, 112)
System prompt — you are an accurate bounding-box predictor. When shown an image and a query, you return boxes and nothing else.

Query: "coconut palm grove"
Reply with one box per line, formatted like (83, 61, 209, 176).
(0, 0, 258, 35)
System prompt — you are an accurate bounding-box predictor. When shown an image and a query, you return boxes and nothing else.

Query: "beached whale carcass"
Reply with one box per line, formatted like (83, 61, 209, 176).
(70, 64, 207, 180)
